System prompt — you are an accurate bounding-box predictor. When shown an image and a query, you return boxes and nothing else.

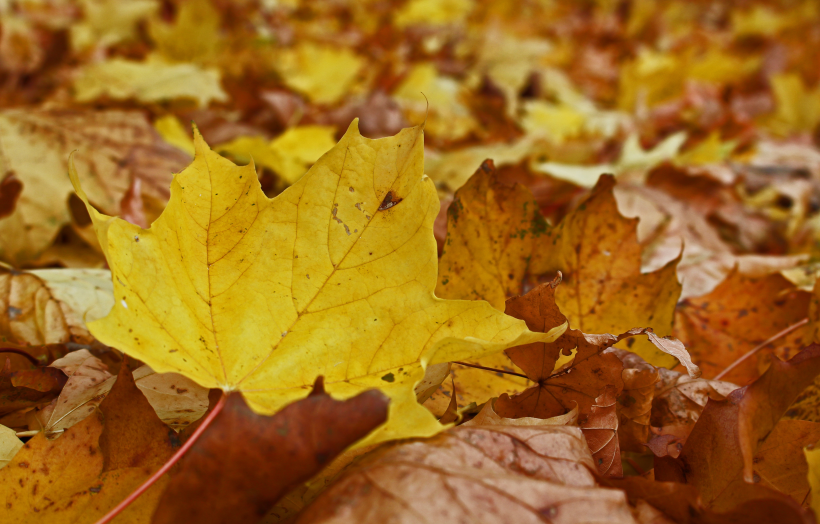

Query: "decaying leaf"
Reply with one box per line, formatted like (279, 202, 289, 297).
(0, 423, 22, 469)
(495, 280, 697, 424)
(529, 175, 683, 367)
(152, 381, 389, 524)
(662, 344, 820, 508)
(674, 270, 811, 385)
(33, 350, 208, 437)
(0, 267, 114, 347)
(0, 110, 189, 265)
(295, 425, 637, 524)
(0, 361, 174, 521)
(70, 121, 564, 447)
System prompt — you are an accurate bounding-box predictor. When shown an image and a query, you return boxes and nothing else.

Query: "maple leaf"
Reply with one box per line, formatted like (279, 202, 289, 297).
(529, 174, 683, 367)
(494, 279, 698, 421)
(69, 121, 563, 446)
(296, 425, 638, 524)
(436, 159, 546, 311)
(152, 380, 389, 524)
(435, 159, 545, 407)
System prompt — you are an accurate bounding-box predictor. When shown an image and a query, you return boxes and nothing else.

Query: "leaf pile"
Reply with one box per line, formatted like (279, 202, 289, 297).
(3, 1, 820, 523)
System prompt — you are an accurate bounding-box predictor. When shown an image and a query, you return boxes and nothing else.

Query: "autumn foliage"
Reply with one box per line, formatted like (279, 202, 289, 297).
(3, 1, 820, 523)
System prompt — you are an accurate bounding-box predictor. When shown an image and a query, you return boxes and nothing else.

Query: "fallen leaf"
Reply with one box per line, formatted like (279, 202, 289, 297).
(661, 344, 820, 507)
(98, 357, 176, 471)
(614, 349, 660, 452)
(275, 43, 364, 105)
(495, 280, 697, 424)
(35, 351, 208, 437)
(0, 267, 113, 347)
(70, 121, 563, 446)
(463, 396, 578, 427)
(580, 385, 623, 477)
(70, 0, 158, 52)
(0, 423, 22, 469)
(436, 159, 546, 311)
(216, 125, 338, 185)
(152, 381, 389, 524)
(529, 174, 683, 367)
(0, 109, 189, 265)
(73, 58, 228, 106)
(0, 360, 173, 521)
(674, 270, 811, 384)
(805, 442, 820, 519)
(295, 425, 637, 524)
(611, 476, 815, 524)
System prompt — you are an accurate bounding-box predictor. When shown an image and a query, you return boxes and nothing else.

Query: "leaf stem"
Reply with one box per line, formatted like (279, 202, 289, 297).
(714, 317, 809, 380)
(93, 392, 228, 524)
(452, 361, 529, 379)
(0, 348, 40, 366)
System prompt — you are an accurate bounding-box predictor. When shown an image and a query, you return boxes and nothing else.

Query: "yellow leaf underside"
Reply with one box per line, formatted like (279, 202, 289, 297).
(70, 120, 563, 445)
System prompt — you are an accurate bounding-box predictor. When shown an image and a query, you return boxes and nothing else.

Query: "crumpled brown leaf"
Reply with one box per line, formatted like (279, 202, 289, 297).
(295, 425, 637, 524)
(658, 344, 820, 509)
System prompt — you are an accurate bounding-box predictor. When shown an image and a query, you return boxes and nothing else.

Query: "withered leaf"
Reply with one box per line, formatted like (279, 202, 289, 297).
(295, 425, 637, 524)
(529, 174, 683, 368)
(660, 344, 820, 508)
(152, 383, 389, 524)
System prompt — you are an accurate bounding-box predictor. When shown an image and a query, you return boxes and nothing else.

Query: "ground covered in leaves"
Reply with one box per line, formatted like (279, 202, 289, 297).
(3, 0, 820, 523)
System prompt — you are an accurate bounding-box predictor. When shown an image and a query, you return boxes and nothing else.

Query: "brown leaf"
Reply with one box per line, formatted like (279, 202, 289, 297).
(580, 384, 623, 477)
(151, 385, 389, 524)
(615, 349, 659, 452)
(610, 476, 814, 524)
(0, 109, 188, 265)
(98, 356, 176, 472)
(674, 270, 811, 385)
(0, 358, 62, 416)
(0, 359, 174, 521)
(497, 279, 624, 420)
(659, 344, 820, 507)
(0, 172, 23, 220)
(295, 425, 637, 524)
(529, 174, 683, 368)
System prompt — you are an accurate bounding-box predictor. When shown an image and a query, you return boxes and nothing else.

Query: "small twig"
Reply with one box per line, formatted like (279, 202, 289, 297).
(15, 430, 39, 438)
(715, 317, 809, 380)
(624, 456, 646, 476)
(93, 392, 228, 524)
(452, 361, 528, 379)
(0, 348, 39, 367)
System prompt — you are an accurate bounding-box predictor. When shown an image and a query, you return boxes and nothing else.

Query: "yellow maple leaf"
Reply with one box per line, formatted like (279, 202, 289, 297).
(216, 126, 337, 185)
(70, 121, 564, 446)
(276, 43, 364, 105)
(73, 57, 228, 107)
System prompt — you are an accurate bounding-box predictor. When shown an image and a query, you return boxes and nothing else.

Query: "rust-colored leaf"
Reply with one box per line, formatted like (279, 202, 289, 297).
(152, 383, 389, 524)
(659, 344, 820, 508)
